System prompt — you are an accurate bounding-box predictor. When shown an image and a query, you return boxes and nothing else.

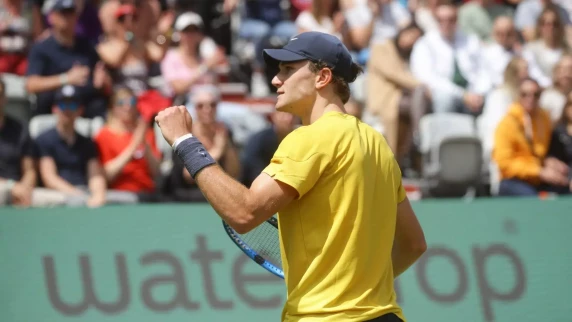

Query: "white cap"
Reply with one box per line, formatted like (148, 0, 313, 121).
(174, 12, 204, 31)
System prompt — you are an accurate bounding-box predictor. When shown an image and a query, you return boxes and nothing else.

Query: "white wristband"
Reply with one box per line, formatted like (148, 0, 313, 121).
(172, 133, 193, 150)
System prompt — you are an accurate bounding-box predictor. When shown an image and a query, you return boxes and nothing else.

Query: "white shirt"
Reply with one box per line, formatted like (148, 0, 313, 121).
(410, 30, 484, 98)
(344, 0, 411, 45)
(295, 11, 341, 39)
(479, 42, 552, 90)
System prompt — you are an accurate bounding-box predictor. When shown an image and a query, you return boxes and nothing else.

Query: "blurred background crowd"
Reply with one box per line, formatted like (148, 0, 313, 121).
(1, 0, 572, 208)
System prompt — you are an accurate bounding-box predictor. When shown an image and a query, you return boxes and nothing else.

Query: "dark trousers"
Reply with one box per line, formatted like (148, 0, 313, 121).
(365, 313, 403, 322)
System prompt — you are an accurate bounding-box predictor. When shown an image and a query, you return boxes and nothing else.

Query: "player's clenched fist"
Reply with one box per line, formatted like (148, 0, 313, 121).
(155, 105, 194, 146)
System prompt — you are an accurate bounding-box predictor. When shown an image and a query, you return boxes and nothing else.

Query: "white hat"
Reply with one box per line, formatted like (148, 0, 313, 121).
(174, 12, 204, 31)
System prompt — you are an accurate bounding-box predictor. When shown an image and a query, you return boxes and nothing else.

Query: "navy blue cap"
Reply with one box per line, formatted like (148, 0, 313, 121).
(55, 85, 81, 103)
(47, 0, 76, 12)
(263, 31, 356, 82)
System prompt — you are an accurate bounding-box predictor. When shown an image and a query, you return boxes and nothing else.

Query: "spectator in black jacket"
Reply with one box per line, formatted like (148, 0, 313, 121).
(548, 92, 572, 192)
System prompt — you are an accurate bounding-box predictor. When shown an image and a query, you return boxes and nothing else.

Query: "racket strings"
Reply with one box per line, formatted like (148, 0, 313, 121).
(239, 220, 282, 269)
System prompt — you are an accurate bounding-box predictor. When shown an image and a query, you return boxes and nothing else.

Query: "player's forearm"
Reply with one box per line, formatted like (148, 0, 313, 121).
(194, 165, 258, 233)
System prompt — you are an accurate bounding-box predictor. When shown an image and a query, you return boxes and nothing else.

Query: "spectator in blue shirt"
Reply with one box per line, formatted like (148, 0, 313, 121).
(25, 0, 110, 119)
(35, 85, 109, 207)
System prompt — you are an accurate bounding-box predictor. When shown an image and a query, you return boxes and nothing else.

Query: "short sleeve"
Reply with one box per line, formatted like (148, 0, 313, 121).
(26, 43, 45, 76)
(160, 49, 183, 82)
(34, 134, 52, 158)
(393, 157, 406, 203)
(262, 129, 331, 199)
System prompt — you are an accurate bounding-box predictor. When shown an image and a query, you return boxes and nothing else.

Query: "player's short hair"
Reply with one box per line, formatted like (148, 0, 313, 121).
(309, 60, 364, 104)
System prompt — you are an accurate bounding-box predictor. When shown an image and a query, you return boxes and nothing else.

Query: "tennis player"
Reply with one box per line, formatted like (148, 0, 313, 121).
(155, 31, 427, 322)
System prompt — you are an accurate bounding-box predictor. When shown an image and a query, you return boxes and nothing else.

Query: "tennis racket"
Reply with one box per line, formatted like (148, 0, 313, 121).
(222, 216, 284, 279)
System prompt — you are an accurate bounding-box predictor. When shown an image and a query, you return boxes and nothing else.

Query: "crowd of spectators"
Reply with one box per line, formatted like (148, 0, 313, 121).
(1, 0, 572, 208)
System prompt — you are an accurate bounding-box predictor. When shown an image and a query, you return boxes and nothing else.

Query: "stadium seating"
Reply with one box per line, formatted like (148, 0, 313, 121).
(419, 113, 483, 197)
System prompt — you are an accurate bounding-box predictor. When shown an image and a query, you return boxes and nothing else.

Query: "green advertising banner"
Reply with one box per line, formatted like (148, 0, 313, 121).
(1, 198, 572, 322)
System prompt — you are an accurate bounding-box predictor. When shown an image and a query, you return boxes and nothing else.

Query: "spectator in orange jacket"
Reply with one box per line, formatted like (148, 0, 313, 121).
(493, 77, 570, 196)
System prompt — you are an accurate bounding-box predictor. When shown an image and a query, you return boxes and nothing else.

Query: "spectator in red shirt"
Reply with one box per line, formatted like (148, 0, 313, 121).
(94, 86, 162, 201)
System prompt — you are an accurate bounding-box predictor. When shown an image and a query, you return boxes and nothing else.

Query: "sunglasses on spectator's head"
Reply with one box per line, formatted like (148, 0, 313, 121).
(196, 101, 217, 109)
(116, 97, 137, 107)
(57, 101, 80, 111)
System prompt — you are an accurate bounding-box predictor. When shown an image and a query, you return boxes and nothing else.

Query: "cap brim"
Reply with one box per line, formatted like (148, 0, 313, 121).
(263, 49, 307, 68)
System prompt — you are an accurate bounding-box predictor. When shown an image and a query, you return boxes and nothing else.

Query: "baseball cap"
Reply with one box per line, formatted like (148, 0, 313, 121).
(263, 31, 357, 83)
(174, 12, 204, 31)
(43, 0, 76, 13)
(54, 85, 82, 110)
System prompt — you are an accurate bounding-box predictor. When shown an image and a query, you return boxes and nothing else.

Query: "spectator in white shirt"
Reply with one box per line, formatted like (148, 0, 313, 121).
(410, 3, 485, 115)
(521, 6, 569, 87)
(540, 54, 572, 122)
(479, 16, 548, 89)
(514, 0, 571, 42)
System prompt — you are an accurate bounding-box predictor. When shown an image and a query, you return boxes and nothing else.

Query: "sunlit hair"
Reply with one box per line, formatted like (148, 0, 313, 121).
(503, 57, 527, 100)
(308, 60, 364, 104)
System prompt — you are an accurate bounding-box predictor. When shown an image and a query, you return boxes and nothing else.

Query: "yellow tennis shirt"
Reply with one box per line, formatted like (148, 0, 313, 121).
(262, 111, 406, 322)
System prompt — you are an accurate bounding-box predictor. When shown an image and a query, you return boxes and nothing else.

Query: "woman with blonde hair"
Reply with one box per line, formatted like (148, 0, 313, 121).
(539, 54, 572, 122)
(480, 56, 530, 157)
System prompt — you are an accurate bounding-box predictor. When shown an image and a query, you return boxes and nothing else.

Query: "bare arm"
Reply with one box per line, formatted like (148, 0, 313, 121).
(87, 159, 107, 200)
(145, 40, 168, 63)
(97, 40, 131, 68)
(167, 70, 208, 96)
(39, 157, 83, 194)
(26, 75, 65, 94)
(194, 165, 298, 234)
(19, 156, 37, 188)
(102, 143, 140, 182)
(392, 196, 427, 278)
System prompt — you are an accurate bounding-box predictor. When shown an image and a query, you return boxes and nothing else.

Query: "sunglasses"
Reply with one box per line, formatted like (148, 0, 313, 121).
(196, 102, 217, 109)
(116, 97, 137, 107)
(520, 91, 541, 99)
(57, 101, 80, 111)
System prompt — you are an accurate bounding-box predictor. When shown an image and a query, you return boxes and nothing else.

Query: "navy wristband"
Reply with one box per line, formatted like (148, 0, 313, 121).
(174, 137, 216, 179)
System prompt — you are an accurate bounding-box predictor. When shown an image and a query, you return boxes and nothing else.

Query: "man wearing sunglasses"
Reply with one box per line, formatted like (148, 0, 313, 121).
(35, 85, 108, 207)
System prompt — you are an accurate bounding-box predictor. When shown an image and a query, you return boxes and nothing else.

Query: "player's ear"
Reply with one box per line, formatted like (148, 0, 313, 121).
(315, 67, 333, 90)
